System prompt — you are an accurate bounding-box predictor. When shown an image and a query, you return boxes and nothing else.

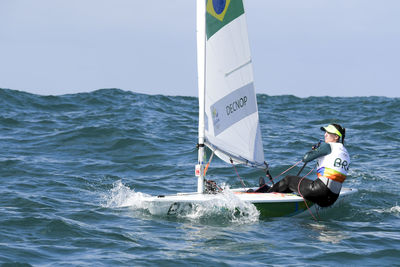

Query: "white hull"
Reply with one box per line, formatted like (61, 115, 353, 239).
(143, 187, 358, 218)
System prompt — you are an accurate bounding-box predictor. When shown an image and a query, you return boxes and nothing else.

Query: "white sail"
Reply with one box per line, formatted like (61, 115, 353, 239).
(202, 0, 264, 167)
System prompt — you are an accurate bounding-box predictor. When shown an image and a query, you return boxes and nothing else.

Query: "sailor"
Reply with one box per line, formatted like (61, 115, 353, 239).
(267, 124, 350, 207)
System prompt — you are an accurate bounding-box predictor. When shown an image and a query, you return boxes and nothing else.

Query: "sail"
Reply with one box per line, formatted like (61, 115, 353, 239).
(203, 0, 265, 167)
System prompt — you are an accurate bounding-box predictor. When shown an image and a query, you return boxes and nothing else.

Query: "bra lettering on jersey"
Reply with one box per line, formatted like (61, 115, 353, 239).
(334, 158, 350, 171)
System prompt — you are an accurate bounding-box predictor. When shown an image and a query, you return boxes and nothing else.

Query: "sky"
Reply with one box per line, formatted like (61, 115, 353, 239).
(1, 0, 399, 98)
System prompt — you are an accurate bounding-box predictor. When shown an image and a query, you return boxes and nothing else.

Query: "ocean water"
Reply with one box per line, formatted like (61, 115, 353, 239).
(0, 88, 399, 266)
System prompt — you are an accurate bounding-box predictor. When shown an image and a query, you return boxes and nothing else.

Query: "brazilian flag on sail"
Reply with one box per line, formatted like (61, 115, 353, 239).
(206, 0, 244, 39)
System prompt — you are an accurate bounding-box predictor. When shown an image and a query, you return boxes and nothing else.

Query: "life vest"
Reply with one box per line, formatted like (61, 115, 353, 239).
(316, 143, 350, 183)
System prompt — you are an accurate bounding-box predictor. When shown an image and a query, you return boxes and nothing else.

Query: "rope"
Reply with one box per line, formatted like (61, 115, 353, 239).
(203, 151, 214, 177)
(267, 160, 303, 184)
(303, 166, 315, 178)
(297, 166, 319, 221)
(203, 151, 224, 192)
(230, 159, 247, 188)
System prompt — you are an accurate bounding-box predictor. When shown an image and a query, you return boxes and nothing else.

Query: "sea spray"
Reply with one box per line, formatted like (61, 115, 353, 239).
(371, 204, 400, 216)
(390, 205, 400, 214)
(103, 181, 259, 224)
(102, 180, 151, 209)
(181, 184, 260, 224)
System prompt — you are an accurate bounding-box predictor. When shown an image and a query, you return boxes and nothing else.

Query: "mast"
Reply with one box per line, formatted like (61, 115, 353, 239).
(196, 0, 206, 193)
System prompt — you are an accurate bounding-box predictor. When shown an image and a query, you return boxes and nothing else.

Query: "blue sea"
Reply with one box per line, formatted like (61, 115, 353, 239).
(1, 88, 399, 266)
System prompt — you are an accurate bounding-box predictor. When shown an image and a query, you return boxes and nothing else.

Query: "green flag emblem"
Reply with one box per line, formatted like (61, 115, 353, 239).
(206, 0, 244, 39)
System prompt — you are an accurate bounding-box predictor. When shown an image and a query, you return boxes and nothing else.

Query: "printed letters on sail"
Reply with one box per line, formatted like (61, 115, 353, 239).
(210, 83, 257, 136)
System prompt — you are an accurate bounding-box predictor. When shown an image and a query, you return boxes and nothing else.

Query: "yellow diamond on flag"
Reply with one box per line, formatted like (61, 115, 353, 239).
(206, 0, 231, 21)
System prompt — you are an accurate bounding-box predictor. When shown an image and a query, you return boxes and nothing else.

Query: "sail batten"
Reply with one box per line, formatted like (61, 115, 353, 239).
(225, 59, 252, 77)
(203, 0, 265, 167)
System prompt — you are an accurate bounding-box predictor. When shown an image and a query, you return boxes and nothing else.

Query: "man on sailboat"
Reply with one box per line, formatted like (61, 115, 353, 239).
(267, 124, 350, 207)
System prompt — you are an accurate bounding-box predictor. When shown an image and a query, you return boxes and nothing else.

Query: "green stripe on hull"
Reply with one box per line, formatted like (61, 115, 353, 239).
(254, 201, 315, 217)
(206, 0, 245, 39)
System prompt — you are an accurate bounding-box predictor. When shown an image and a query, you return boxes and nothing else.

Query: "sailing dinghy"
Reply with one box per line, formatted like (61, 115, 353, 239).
(144, 0, 357, 218)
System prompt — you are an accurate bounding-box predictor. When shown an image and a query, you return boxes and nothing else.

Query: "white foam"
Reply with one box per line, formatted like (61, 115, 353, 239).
(102, 180, 151, 209)
(102, 181, 259, 224)
(180, 185, 260, 224)
(390, 205, 400, 213)
(371, 204, 400, 215)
